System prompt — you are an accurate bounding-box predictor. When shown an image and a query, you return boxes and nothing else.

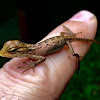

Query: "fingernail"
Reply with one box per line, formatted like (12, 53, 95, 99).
(69, 10, 95, 22)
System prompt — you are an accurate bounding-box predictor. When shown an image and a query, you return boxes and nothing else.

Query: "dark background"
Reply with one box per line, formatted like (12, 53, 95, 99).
(0, 0, 100, 43)
(0, 0, 100, 100)
(16, 0, 100, 43)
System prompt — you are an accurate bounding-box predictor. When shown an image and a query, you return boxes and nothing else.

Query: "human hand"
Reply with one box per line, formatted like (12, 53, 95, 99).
(0, 10, 97, 100)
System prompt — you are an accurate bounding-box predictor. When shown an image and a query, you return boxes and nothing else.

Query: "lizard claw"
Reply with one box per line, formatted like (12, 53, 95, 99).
(23, 62, 29, 65)
(21, 66, 34, 74)
(21, 64, 36, 74)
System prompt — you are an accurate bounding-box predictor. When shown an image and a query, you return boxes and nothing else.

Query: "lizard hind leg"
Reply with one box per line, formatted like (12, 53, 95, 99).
(75, 32, 82, 36)
(73, 54, 80, 73)
(66, 41, 80, 73)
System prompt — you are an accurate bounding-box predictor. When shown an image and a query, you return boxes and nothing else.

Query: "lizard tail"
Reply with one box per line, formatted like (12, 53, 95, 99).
(79, 38, 100, 45)
(84, 38, 100, 44)
(93, 40, 100, 45)
(67, 37, 100, 45)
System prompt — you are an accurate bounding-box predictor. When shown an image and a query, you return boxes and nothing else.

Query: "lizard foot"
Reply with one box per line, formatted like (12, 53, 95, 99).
(17, 61, 36, 74)
(23, 60, 33, 65)
(18, 57, 46, 74)
(73, 54, 80, 74)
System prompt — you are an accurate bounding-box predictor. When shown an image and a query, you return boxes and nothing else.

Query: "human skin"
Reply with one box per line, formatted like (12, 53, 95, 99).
(0, 10, 97, 100)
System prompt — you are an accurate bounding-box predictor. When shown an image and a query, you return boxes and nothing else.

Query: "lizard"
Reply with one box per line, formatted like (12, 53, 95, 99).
(0, 25, 100, 74)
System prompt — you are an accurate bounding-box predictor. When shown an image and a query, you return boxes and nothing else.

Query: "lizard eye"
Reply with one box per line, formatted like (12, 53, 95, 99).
(9, 48, 17, 52)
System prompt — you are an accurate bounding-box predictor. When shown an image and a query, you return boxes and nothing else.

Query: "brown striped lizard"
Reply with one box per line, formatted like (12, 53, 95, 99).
(0, 25, 100, 74)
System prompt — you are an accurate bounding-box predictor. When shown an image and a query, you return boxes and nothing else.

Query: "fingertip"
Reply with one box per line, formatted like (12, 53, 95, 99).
(69, 10, 97, 36)
(69, 10, 97, 23)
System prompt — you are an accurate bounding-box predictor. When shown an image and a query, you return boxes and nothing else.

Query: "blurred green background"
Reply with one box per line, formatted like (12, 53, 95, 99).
(0, 0, 100, 100)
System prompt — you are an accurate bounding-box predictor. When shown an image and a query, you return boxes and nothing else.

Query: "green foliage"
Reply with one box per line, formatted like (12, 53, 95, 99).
(60, 31, 100, 100)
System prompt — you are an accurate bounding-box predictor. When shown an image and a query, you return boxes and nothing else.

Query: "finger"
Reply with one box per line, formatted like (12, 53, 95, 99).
(0, 10, 98, 100)
(41, 10, 97, 97)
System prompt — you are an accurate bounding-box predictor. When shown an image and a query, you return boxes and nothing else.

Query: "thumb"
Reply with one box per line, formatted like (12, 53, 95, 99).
(0, 10, 97, 100)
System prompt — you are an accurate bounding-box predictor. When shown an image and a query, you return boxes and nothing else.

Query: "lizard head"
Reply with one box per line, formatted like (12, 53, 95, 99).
(0, 40, 29, 58)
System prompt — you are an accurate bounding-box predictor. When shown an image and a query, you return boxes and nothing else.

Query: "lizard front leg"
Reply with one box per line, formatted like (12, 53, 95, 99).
(65, 41, 80, 73)
(18, 55, 46, 74)
(60, 32, 80, 73)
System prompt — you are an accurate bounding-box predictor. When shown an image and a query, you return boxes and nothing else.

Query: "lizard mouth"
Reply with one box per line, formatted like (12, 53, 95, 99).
(0, 50, 4, 57)
(0, 52, 8, 57)
(0, 51, 14, 58)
